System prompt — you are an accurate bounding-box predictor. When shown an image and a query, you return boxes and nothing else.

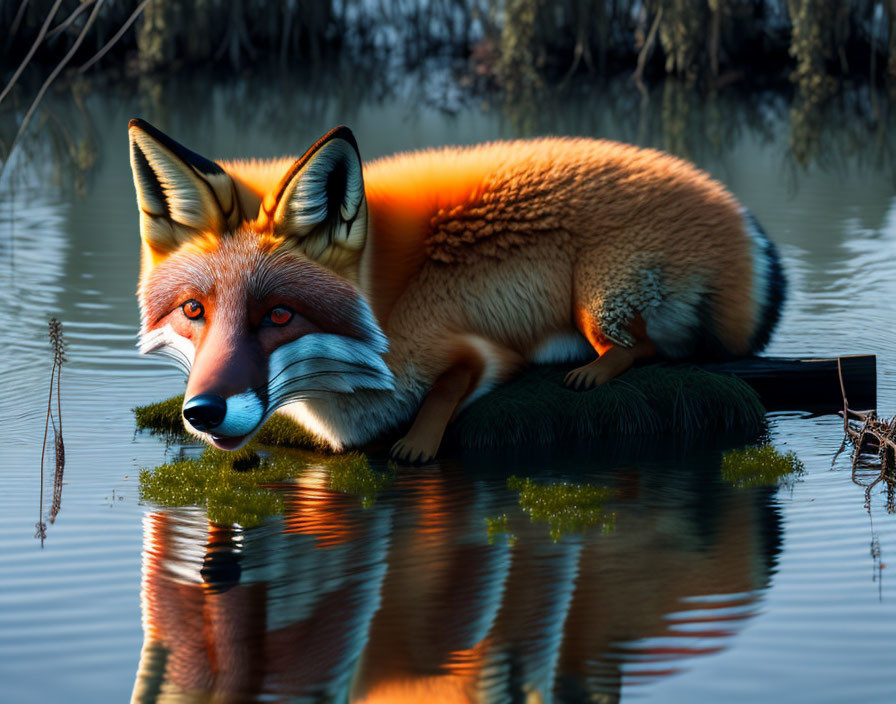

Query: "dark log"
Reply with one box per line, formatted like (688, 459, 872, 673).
(700, 355, 876, 413)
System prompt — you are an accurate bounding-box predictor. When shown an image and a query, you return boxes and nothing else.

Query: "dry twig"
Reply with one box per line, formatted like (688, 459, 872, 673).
(1, 0, 105, 182)
(0, 0, 65, 107)
(79, 0, 150, 74)
(835, 358, 895, 513)
(632, 5, 663, 98)
(37, 318, 66, 544)
(47, 0, 98, 40)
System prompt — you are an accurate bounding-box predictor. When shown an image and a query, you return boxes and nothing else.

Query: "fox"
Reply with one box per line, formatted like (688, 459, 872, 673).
(129, 118, 785, 462)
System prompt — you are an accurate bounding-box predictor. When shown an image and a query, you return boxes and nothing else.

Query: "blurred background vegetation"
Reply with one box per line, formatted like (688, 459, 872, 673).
(3, 2, 892, 91)
(1, 1, 893, 182)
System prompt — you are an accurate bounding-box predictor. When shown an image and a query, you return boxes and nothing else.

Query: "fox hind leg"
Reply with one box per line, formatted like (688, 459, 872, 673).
(564, 338, 656, 389)
(564, 257, 666, 390)
(564, 309, 657, 391)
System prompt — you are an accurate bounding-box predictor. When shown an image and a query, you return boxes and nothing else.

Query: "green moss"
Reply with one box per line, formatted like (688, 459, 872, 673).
(485, 514, 516, 545)
(134, 395, 322, 449)
(139, 444, 393, 524)
(255, 414, 323, 450)
(327, 454, 395, 508)
(134, 395, 189, 440)
(450, 364, 765, 449)
(721, 445, 806, 489)
(135, 364, 764, 452)
(138, 445, 310, 527)
(508, 475, 616, 541)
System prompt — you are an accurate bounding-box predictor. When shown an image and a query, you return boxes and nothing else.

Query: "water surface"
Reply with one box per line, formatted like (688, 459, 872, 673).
(1, 72, 895, 703)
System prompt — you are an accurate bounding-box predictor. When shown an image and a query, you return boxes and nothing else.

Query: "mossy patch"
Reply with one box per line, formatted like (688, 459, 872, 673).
(485, 514, 516, 545)
(134, 394, 323, 449)
(135, 364, 765, 451)
(449, 364, 766, 449)
(138, 443, 392, 525)
(134, 395, 189, 440)
(138, 445, 310, 527)
(721, 445, 806, 489)
(327, 454, 395, 508)
(507, 475, 616, 541)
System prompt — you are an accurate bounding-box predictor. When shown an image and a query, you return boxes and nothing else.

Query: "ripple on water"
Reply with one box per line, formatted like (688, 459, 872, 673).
(2, 85, 896, 704)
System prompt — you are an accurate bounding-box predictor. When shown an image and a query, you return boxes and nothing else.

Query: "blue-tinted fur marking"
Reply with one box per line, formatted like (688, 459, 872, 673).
(746, 211, 786, 352)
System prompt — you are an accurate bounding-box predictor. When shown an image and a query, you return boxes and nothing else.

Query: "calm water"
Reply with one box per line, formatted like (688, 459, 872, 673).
(1, 71, 896, 703)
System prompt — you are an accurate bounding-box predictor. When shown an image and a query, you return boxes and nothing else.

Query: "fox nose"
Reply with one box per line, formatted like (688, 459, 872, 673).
(183, 394, 227, 431)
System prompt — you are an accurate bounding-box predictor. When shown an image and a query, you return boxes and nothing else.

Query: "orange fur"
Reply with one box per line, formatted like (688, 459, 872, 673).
(133, 122, 782, 460)
(361, 138, 755, 354)
(219, 156, 295, 221)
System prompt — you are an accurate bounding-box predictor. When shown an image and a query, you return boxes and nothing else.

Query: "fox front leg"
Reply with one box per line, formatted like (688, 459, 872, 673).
(390, 361, 481, 465)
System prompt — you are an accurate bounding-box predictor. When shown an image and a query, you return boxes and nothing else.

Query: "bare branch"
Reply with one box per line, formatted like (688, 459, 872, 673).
(0, 0, 106, 181)
(5, 0, 31, 52)
(633, 5, 663, 97)
(47, 0, 98, 40)
(79, 0, 151, 74)
(0, 0, 65, 107)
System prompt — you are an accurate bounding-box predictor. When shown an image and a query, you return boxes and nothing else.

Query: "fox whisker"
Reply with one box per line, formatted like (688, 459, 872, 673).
(262, 332, 393, 401)
(145, 346, 192, 376)
(264, 355, 382, 389)
(265, 368, 394, 401)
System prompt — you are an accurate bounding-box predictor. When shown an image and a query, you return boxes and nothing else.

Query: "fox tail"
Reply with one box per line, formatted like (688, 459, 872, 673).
(745, 210, 787, 353)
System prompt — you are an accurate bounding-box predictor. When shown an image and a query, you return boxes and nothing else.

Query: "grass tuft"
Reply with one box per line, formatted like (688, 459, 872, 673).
(450, 364, 765, 449)
(139, 445, 395, 524)
(138, 445, 310, 527)
(134, 394, 323, 449)
(255, 414, 325, 450)
(721, 445, 806, 489)
(134, 395, 189, 440)
(508, 475, 616, 541)
(327, 454, 395, 508)
(485, 514, 516, 545)
(135, 364, 765, 452)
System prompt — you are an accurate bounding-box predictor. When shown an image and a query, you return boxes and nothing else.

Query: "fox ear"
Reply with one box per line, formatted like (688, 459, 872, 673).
(267, 126, 367, 269)
(128, 118, 239, 255)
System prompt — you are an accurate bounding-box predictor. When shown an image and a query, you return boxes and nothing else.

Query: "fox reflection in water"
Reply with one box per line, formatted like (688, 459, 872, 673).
(132, 454, 781, 703)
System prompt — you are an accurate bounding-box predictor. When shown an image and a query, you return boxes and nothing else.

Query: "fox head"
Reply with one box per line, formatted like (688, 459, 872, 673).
(129, 119, 393, 450)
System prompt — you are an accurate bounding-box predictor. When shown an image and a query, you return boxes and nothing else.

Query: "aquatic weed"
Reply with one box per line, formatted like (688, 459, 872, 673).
(721, 445, 806, 489)
(139, 445, 310, 527)
(508, 475, 616, 541)
(37, 318, 67, 545)
(485, 514, 516, 545)
(327, 454, 395, 508)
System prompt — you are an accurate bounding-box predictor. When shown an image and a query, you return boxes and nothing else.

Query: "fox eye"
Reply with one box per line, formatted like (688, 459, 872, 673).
(263, 305, 293, 327)
(181, 299, 204, 320)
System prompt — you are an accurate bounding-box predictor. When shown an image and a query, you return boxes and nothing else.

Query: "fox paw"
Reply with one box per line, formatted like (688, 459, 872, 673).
(564, 363, 616, 390)
(390, 436, 437, 465)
